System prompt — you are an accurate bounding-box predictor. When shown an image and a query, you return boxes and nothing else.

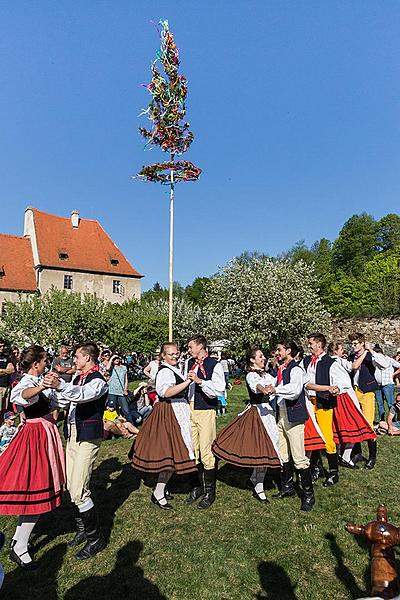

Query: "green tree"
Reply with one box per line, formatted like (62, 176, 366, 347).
(184, 277, 210, 306)
(376, 213, 400, 252)
(332, 213, 378, 276)
(204, 256, 330, 352)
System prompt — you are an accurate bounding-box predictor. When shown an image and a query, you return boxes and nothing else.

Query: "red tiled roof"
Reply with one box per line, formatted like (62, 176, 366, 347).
(0, 234, 37, 291)
(32, 209, 143, 277)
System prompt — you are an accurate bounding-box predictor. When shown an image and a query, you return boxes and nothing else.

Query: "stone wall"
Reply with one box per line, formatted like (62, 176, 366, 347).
(331, 317, 400, 355)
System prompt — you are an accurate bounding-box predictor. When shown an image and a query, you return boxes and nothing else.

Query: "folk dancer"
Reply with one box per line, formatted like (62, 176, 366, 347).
(212, 347, 281, 504)
(185, 335, 226, 509)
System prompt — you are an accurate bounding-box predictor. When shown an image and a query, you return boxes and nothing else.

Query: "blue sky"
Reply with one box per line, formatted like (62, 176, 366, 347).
(1, 1, 399, 290)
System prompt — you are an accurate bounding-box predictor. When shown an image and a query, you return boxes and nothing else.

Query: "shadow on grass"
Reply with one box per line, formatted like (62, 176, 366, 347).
(64, 540, 168, 600)
(255, 561, 299, 600)
(325, 532, 367, 599)
(216, 463, 279, 492)
(1, 542, 67, 600)
(33, 456, 141, 550)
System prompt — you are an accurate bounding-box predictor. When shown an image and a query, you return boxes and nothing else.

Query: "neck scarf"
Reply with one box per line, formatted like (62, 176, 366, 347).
(78, 364, 99, 385)
(190, 354, 208, 378)
(311, 352, 325, 367)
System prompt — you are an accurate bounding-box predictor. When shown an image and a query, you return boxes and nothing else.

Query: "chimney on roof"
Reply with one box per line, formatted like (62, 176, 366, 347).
(71, 210, 80, 228)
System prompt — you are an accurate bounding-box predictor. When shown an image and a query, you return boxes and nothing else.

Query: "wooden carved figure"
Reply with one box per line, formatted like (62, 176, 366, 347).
(346, 504, 400, 599)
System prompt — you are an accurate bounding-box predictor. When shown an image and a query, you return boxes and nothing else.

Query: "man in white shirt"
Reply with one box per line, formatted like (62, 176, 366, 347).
(372, 344, 400, 421)
(184, 335, 225, 509)
(45, 342, 108, 560)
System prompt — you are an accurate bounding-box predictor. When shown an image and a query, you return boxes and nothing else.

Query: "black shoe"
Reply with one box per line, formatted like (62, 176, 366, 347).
(165, 489, 174, 501)
(9, 549, 39, 571)
(186, 465, 205, 504)
(245, 478, 255, 490)
(68, 516, 86, 548)
(74, 507, 107, 560)
(338, 457, 359, 470)
(297, 468, 315, 512)
(252, 490, 270, 504)
(197, 468, 216, 509)
(273, 462, 296, 499)
(9, 539, 34, 554)
(323, 470, 339, 487)
(150, 493, 173, 510)
(365, 440, 377, 470)
(352, 453, 365, 464)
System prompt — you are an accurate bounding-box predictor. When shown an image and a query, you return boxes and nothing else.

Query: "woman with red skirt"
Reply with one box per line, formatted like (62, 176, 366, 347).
(131, 342, 197, 509)
(0, 346, 65, 570)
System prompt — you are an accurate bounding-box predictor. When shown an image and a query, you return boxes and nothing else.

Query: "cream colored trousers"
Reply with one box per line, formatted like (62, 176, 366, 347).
(66, 424, 101, 508)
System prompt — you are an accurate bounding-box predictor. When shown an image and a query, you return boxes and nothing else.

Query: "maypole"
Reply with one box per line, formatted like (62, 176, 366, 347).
(135, 20, 201, 341)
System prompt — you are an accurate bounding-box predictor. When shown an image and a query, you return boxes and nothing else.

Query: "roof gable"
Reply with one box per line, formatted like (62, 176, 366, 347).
(32, 209, 142, 277)
(0, 234, 37, 291)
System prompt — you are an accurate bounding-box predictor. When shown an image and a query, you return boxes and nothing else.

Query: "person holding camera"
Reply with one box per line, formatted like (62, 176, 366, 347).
(106, 354, 137, 425)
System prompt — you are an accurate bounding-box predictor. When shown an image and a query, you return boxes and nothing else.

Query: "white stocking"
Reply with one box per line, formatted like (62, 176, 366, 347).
(154, 470, 174, 505)
(253, 467, 267, 500)
(342, 443, 354, 464)
(13, 515, 40, 563)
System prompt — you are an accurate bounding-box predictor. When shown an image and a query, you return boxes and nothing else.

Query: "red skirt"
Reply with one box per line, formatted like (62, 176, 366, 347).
(0, 416, 65, 515)
(212, 406, 281, 468)
(131, 401, 196, 474)
(304, 409, 326, 452)
(333, 393, 376, 444)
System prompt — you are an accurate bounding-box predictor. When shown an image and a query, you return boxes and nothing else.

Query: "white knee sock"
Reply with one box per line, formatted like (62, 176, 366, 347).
(254, 468, 267, 500)
(342, 444, 354, 464)
(154, 470, 173, 505)
(14, 515, 40, 563)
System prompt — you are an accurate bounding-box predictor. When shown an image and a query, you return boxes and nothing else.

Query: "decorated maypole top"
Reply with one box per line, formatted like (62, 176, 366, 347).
(135, 20, 201, 341)
(136, 19, 201, 183)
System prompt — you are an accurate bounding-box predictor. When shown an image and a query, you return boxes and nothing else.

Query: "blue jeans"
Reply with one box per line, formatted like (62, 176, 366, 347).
(375, 384, 395, 421)
(137, 405, 152, 420)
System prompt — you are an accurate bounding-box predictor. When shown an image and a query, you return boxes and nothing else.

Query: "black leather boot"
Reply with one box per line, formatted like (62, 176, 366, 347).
(75, 508, 107, 560)
(67, 516, 86, 548)
(323, 453, 339, 487)
(351, 442, 365, 464)
(186, 464, 205, 504)
(365, 439, 377, 470)
(298, 467, 315, 512)
(310, 451, 325, 483)
(273, 462, 296, 499)
(197, 468, 216, 509)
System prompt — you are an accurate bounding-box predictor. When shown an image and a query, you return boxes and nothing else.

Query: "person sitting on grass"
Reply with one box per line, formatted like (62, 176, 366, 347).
(379, 393, 400, 436)
(103, 404, 139, 440)
(0, 411, 18, 452)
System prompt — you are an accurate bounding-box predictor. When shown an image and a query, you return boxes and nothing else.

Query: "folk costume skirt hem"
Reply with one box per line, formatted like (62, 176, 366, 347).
(333, 393, 376, 444)
(0, 416, 65, 515)
(131, 401, 196, 474)
(212, 406, 281, 468)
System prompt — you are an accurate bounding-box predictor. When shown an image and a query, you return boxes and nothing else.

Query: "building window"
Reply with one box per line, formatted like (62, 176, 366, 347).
(113, 280, 121, 294)
(64, 275, 73, 290)
(1, 302, 7, 316)
(58, 251, 69, 260)
(110, 258, 119, 266)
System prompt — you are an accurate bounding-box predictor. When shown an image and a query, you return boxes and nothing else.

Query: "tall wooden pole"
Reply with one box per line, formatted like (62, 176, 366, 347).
(168, 158, 175, 341)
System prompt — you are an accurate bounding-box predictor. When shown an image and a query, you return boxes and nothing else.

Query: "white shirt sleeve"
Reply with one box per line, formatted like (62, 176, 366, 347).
(200, 362, 226, 398)
(246, 372, 262, 394)
(155, 368, 177, 398)
(274, 366, 305, 400)
(10, 376, 57, 406)
(371, 351, 390, 370)
(389, 357, 400, 369)
(329, 361, 353, 393)
(55, 377, 108, 405)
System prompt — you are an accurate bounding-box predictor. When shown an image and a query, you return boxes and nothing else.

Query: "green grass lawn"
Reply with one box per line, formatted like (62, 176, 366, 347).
(1, 381, 400, 599)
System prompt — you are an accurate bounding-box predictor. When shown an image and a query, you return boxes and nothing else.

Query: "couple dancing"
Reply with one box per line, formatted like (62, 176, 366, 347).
(131, 335, 225, 510)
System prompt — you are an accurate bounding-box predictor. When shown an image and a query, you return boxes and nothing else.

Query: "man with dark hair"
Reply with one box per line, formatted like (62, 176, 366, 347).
(348, 333, 388, 469)
(0, 340, 15, 412)
(303, 333, 342, 487)
(45, 341, 108, 559)
(185, 334, 225, 509)
(265, 340, 315, 511)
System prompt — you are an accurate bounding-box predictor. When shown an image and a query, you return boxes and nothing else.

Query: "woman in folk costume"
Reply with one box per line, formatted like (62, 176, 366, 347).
(328, 341, 376, 469)
(0, 346, 65, 570)
(212, 347, 281, 504)
(131, 342, 196, 510)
